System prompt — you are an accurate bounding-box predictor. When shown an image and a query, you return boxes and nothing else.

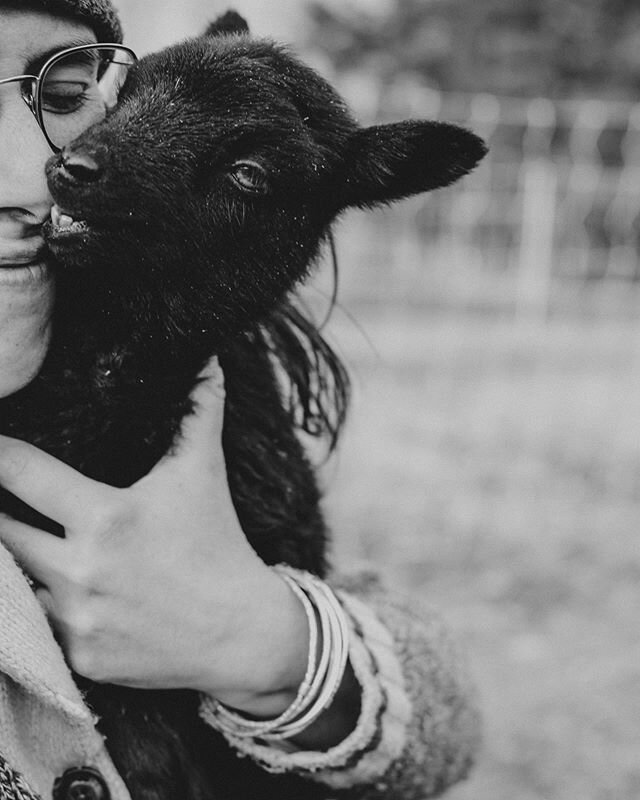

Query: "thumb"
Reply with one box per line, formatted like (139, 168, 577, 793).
(146, 356, 226, 478)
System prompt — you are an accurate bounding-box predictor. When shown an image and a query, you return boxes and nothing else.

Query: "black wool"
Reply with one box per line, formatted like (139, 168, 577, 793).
(0, 11, 486, 800)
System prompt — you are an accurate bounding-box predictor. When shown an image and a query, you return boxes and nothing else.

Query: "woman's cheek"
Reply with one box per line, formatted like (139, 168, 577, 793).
(0, 271, 54, 397)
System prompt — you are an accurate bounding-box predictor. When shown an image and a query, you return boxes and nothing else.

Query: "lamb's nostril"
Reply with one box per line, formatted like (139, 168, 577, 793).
(60, 149, 104, 183)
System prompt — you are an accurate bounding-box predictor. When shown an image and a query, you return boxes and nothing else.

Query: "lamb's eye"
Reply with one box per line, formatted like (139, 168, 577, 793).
(229, 160, 269, 195)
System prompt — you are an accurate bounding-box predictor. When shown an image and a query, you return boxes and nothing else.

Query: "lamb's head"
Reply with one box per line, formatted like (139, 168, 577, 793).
(44, 11, 486, 351)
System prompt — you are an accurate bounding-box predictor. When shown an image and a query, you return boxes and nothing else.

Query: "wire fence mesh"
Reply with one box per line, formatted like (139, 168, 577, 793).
(331, 80, 640, 320)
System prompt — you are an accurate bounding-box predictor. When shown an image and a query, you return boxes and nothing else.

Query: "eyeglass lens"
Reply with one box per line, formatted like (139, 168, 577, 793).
(39, 46, 135, 150)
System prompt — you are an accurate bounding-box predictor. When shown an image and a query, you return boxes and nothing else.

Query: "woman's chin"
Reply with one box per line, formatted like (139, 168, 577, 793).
(0, 337, 50, 397)
(0, 264, 54, 398)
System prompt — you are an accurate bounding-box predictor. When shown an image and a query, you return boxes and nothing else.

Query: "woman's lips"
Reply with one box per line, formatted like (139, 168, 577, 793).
(0, 261, 50, 287)
(0, 237, 50, 287)
(0, 237, 46, 267)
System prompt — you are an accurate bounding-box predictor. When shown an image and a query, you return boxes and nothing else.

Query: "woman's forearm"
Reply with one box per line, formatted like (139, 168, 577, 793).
(200, 573, 481, 799)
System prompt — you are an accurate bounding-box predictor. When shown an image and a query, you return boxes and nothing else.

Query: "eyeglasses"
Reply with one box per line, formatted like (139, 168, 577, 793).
(0, 43, 137, 153)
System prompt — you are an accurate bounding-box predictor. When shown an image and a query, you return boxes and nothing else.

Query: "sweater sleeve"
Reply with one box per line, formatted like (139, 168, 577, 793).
(323, 573, 481, 798)
(200, 571, 481, 799)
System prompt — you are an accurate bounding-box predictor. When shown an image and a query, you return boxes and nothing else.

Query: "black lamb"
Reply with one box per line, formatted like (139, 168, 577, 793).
(0, 11, 486, 800)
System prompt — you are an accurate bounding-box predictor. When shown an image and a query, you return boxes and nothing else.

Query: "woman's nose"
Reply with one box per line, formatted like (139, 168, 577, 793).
(0, 89, 55, 217)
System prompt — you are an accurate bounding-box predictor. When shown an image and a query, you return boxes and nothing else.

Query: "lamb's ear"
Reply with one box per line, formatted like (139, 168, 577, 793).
(204, 10, 250, 37)
(339, 121, 487, 209)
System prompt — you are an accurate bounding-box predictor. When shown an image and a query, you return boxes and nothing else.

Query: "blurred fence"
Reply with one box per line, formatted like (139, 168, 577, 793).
(329, 78, 640, 320)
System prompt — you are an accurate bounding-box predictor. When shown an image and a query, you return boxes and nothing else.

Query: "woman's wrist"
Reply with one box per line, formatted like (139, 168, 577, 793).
(197, 563, 310, 716)
(199, 566, 362, 750)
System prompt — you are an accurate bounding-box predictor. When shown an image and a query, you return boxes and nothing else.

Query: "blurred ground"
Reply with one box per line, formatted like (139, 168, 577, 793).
(321, 307, 640, 800)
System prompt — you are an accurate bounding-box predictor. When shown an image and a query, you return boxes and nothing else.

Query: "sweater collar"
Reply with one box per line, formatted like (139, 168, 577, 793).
(0, 542, 94, 726)
(0, 543, 134, 800)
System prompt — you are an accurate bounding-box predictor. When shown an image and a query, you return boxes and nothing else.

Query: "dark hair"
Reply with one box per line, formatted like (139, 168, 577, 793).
(262, 298, 351, 455)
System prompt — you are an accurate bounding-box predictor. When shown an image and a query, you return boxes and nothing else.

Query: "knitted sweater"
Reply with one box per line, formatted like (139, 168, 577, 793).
(0, 544, 480, 800)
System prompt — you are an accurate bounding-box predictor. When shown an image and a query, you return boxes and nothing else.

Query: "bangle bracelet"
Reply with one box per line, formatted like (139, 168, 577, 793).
(200, 566, 350, 742)
(261, 568, 350, 741)
(210, 572, 319, 737)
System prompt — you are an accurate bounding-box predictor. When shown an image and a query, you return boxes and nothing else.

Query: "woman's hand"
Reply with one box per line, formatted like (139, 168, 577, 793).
(0, 358, 309, 716)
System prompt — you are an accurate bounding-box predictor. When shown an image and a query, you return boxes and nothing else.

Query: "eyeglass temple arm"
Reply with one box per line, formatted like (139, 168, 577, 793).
(0, 75, 38, 86)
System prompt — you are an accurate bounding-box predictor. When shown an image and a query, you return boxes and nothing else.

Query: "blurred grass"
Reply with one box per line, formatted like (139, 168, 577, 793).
(321, 308, 640, 800)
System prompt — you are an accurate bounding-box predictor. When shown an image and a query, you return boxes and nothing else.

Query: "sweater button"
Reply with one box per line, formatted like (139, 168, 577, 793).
(53, 767, 111, 800)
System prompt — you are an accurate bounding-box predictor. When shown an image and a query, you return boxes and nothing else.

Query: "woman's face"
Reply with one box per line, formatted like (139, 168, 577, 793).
(0, 8, 97, 397)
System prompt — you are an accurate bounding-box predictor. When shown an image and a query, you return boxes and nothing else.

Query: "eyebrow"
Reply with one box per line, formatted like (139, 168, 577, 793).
(24, 38, 98, 75)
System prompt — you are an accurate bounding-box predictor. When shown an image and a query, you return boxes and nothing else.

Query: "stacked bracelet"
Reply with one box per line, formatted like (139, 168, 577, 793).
(201, 565, 350, 742)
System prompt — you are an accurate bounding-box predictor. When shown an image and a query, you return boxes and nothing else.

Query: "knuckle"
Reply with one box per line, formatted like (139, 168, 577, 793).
(65, 558, 98, 592)
(0, 441, 30, 482)
(64, 613, 105, 680)
(200, 356, 224, 388)
(67, 607, 97, 639)
(68, 643, 99, 679)
(88, 495, 137, 540)
(195, 368, 226, 406)
(67, 560, 113, 600)
(207, 369, 226, 399)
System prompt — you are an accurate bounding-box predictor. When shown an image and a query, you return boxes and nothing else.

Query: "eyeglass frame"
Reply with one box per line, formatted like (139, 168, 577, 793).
(0, 43, 138, 153)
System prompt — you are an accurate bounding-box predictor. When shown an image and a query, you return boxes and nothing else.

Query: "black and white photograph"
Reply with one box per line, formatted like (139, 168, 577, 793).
(0, 2, 638, 799)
